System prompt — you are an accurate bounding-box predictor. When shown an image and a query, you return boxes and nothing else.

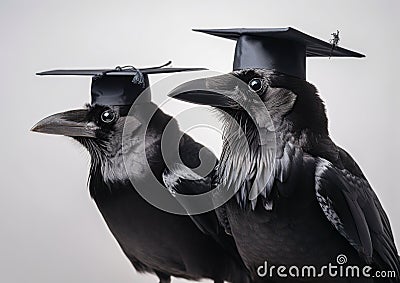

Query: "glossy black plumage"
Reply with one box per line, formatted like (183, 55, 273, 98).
(32, 103, 251, 283)
(168, 69, 400, 282)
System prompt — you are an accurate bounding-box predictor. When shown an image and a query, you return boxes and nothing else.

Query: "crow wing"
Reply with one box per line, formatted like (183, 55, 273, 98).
(162, 162, 220, 236)
(315, 150, 400, 278)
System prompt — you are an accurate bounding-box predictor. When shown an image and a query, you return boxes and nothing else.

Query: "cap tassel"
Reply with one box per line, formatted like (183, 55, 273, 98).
(148, 61, 172, 69)
(129, 61, 173, 86)
(131, 71, 145, 86)
(329, 30, 340, 59)
(101, 65, 145, 86)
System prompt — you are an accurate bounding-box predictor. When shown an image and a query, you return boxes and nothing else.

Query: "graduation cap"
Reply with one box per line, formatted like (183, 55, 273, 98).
(193, 27, 365, 79)
(37, 62, 206, 105)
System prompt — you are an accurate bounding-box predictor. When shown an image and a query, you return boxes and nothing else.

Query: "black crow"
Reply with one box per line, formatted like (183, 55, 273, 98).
(168, 69, 400, 282)
(31, 65, 251, 283)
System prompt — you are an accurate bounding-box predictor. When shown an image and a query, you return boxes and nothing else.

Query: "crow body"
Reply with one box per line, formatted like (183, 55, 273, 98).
(32, 102, 250, 283)
(169, 69, 400, 282)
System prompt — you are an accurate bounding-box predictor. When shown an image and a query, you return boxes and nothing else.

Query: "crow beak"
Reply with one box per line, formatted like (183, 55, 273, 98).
(31, 109, 98, 138)
(168, 75, 236, 107)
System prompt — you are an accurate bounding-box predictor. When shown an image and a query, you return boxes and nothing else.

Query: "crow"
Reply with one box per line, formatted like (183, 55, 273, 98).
(31, 100, 251, 283)
(168, 69, 400, 282)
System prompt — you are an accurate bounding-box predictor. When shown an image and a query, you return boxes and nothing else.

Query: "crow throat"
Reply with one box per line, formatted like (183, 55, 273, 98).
(75, 135, 132, 199)
(216, 110, 277, 210)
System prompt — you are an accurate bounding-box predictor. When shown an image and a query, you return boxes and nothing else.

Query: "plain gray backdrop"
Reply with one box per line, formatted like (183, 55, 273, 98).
(1, 0, 399, 282)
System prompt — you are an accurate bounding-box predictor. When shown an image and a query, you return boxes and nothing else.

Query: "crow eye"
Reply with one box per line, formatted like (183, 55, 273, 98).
(100, 109, 116, 123)
(248, 78, 263, 92)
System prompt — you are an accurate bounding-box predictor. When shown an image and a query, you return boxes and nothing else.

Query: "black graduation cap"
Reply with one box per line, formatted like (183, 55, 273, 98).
(193, 27, 365, 79)
(37, 62, 206, 105)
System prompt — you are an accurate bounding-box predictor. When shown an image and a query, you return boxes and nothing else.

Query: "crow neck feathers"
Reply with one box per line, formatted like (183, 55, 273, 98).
(217, 72, 331, 210)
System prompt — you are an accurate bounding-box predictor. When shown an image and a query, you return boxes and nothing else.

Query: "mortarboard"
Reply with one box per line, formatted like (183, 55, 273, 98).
(193, 27, 365, 79)
(37, 62, 206, 105)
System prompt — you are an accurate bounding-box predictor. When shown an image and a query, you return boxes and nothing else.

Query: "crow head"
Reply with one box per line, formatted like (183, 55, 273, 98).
(31, 104, 134, 156)
(31, 104, 161, 196)
(169, 69, 329, 209)
(169, 69, 328, 137)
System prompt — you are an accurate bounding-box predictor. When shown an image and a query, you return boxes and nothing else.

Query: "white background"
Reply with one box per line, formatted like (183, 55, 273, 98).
(0, 0, 399, 282)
